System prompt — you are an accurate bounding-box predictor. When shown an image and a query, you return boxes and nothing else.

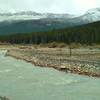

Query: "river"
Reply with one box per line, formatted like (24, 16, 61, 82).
(0, 50, 100, 100)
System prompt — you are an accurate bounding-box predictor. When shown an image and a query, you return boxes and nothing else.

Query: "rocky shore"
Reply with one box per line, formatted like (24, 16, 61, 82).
(6, 46, 100, 77)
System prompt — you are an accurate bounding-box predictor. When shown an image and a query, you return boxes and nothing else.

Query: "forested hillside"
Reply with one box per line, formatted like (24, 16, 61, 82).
(0, 21, 100, 44)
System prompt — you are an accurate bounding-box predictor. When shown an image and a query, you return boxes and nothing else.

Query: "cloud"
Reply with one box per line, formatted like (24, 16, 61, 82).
(0, 0, 99, 14)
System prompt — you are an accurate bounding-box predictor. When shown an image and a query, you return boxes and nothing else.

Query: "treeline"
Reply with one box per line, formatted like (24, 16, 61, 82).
(0, 21, 100, 44)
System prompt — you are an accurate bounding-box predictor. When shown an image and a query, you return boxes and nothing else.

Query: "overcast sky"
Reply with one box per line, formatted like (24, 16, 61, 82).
(0, 0, 100, 15)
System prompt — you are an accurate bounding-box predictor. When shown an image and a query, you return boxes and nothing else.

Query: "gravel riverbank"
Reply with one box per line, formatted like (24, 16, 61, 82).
(6, 46, 100, 77)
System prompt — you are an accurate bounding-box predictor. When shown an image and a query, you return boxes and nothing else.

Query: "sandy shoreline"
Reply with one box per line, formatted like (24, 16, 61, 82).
(4, 45, 100, 78)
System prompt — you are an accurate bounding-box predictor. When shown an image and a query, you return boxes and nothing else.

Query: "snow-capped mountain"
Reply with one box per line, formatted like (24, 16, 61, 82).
(0, 11, 44, 21)
(0, 8, 100, 22)
(0, 8, 100, 35)
(0, 11, 76, 22)
(79, 8, 100, 22)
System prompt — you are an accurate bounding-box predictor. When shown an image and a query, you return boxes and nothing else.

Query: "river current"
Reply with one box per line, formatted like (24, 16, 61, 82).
(0, 50, 100, 100)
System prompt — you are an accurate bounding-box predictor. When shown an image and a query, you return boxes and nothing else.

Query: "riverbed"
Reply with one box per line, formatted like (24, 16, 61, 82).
(0, 50, 100, 100)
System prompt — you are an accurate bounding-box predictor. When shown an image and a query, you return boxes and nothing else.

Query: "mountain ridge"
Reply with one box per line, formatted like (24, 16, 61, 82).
(0, 8, 100, 35)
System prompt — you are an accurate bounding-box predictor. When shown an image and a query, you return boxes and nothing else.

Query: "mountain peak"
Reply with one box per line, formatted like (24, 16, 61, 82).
(86, 8, 100, 14)
(81, 8, 100, 22)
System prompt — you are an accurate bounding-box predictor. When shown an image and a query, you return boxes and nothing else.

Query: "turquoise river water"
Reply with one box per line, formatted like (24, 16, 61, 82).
(0, 50, 100, 100)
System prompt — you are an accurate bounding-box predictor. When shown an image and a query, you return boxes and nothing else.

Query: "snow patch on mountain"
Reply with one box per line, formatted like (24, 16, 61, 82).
(81, 8, 100, 22)
(0, 11, 76, 22)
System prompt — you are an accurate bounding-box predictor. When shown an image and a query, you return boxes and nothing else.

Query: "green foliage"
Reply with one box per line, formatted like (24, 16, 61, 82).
(0, 21, 100, 45)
